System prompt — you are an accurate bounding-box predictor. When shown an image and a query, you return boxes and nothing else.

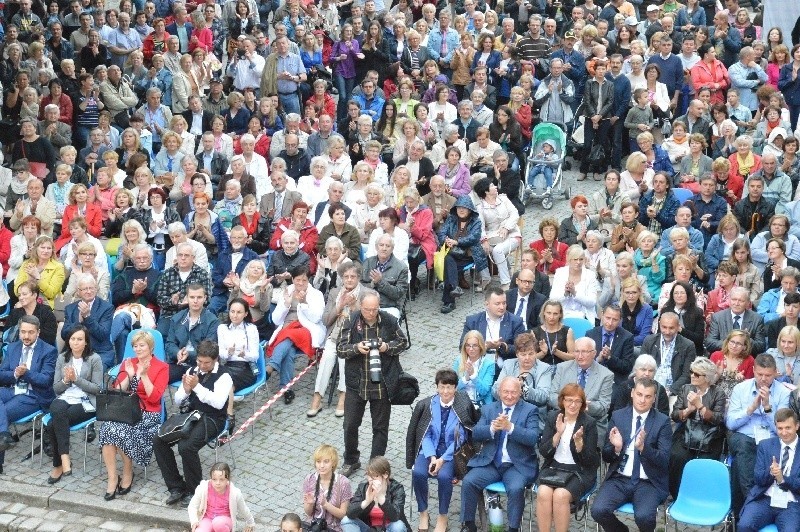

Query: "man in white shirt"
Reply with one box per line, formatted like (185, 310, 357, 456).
(227, 37, 265, 94)
(166, 222, 209, 272)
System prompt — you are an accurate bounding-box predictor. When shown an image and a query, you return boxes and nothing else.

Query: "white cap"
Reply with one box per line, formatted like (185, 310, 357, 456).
(625, 16, 638, 26)
(647, 4, 659, 12)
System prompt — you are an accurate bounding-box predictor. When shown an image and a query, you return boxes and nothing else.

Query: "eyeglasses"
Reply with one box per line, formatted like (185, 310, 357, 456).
(728, 340, 745, 347)
(563, 398, 582, 405)
(465, 343, 481, 349)
(690, 371, 705, 378)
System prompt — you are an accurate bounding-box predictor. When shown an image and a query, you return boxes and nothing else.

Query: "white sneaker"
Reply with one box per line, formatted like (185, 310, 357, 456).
(546, 186, 552, 195)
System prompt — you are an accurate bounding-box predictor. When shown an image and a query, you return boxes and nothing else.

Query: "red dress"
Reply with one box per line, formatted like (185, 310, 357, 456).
(56, 203, 104, 252)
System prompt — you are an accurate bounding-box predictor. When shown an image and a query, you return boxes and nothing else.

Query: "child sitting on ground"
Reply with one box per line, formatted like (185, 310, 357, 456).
(526, 139, 559, 193)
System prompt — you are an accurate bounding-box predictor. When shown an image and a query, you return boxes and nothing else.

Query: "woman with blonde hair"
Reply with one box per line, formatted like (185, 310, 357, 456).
(301, 445, 352, 532)
(113, 219, 147, 272)
(324, 136, 352, 183)
(14, 235, 65, 309)
(619, 152, 653, 202)
(228, 259, 272, 339)
(344, 162, 374, 208)
(63, 241, 111, 301)
(351, 183, 387, 243)
(454, 330, 494, 406)
(550, 244, 602, 323)
(169, 115, 196, 157)
(766, 325, 800, 385)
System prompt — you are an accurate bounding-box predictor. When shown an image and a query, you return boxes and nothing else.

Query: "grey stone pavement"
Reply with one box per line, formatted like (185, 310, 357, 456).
(0, 169, 705, 531)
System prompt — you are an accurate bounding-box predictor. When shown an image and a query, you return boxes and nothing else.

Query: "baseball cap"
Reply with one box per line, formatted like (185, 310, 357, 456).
(625, 16, 638, 26)
(210, 77, 223, 85)
(647, 4, 659, 12)
(563, 30, 577, 40)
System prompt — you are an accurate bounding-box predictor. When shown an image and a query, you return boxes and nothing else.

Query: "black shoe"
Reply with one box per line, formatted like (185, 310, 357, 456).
(284, 389, 295, 405)
(340, 462, 361, 477)
(165, 489, 185, 505)
(47, 473, 63, 485)
(440, 303, 456, 314)
(450, 286, 464, 298)
(179, 494, 193, 508)
(117, 472, 134, 495)
(460, 522, 477, 532)
(86, 424, 96, 443)
(104, 479, 120, 502)
(0, 432, 15, 452)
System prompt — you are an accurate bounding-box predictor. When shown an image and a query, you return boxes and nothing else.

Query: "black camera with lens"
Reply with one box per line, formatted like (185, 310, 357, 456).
(237, 49, 245, 58)
(367, 339, 382, 383)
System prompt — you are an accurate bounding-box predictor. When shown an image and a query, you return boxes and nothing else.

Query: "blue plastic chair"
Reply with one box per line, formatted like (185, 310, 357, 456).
(207, 418, 236, 469)
(563, 317, 594, 339)
(108, 328, 166, 380)
(10, 410, 44, 461)
(39, 414, 96, 471)
(0, 280, 10, 320)
(672, 188, 693, 205)
(759, 525, 779, 532)
(462, 262, 476, 305)
(667, 459, 733, 530)
(233, 342, 268, 434)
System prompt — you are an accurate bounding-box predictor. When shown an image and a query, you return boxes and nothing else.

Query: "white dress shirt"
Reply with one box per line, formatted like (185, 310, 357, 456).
(621, 409, 649, 480)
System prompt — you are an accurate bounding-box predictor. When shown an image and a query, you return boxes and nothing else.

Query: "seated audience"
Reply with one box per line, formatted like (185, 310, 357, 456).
(609, 354, 671, 418)
(360, 234, 409, 317)
(454, 330, 495, 407)
(342, 456, 410, 532)
(164, 284, 219, 384)
(532, 300, 576, 366)
(5, 280, 57, 348)
(61, 275, 115, 369)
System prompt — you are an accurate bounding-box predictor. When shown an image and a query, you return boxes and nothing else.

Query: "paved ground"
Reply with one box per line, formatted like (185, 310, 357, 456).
(0, 169, 699, 531)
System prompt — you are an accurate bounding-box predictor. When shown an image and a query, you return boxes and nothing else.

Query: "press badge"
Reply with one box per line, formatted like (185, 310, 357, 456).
(754, 426, 771, 444)
(617, 453, 629, 474)
(81, 396, 95, 413)
(771, 488, 790, 509)
(13, 381, 28, 396)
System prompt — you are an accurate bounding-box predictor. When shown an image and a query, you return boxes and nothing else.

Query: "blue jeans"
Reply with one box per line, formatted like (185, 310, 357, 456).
(412, 453, 456, 514)
(257, 0, 279, 21)
(279, 92, 301, 116)
(74, 126, 92, 150)
(334, 74, 356, 121)
(208, 293, 229, 316)
(527, 165, 554, 188)
(341, 517, 406, 532)
(111, 313, 133, 362)
(0, 387, 41, 466)
(268, 339, 299, 386)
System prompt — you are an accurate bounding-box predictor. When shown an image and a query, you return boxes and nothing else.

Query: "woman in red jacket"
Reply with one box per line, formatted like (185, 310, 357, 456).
(56, 184, 103, 253)
(690, 43, 731, 106)
(188, 11, 213, 53)
(142, 18, 170, 65)
(529, 217, 569, 276)
(306, 79, 337, 120)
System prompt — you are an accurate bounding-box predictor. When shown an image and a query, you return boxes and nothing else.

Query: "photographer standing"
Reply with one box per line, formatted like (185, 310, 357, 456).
(336, 291, 409, 478)
(226, 36, 265, 95)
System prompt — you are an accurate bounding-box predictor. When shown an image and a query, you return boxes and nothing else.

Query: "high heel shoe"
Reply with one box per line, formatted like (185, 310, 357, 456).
(105, 478, 120, 501)
(117, 472, 134, 495)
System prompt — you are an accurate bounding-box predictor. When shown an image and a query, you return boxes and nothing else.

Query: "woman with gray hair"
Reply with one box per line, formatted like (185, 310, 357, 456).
(668, 356, 727, 498)
(428, 124, 467, 170)
(609, 354, 670, 417)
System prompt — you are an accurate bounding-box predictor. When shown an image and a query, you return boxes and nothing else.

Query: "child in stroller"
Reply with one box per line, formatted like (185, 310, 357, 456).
(527, 139, 559, 194)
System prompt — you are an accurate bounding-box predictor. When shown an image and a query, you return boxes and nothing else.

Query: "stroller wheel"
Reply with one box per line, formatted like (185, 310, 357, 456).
(564, 186, 571, 200)
(542, 196, 554, 210)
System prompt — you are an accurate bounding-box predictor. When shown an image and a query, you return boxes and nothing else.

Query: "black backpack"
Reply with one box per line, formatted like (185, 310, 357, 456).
(389, 371, 420, 406)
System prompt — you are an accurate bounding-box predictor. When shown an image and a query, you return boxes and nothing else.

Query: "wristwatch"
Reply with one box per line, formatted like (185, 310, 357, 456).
(764, 406, 772, 413)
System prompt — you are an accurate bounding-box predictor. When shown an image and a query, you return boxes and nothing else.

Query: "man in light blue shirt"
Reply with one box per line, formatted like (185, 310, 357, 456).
(108, 12, 142, 69)
(727, 353, 792, 515)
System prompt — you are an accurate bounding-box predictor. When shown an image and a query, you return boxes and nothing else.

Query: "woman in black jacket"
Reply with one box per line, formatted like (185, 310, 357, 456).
(578, 59, 614, 180)
(5, 280, 58, 347)
(344, 456, 411, 532)
(537, 382, 600, 532)
(406, 369, 479, 532)
(668, 356, 727, 498)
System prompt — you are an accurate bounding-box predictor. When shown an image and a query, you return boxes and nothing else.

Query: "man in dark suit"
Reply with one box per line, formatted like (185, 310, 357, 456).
(0, 316, 57, 466)
(641, 312, 697, 397)
(61, 275, 115, 369)
(459, 376, 538, 532)
(738, 407, 800, 531)
(707, 286, 767, 355)
(165, 7, 193, 54)
(182, 96, 214, 140)
(461, 287, 526, 363)
(505, 268, 546, 331)
(259, 172, 302, 229)
(586, 305, 635, 386)
(591, 378, 673, 532)
(209, 226, 259, 314)
(197, 133, 230, 187)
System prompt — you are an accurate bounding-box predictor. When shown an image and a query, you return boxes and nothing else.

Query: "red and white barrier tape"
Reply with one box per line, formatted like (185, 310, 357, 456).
(220, 357, 319, 443)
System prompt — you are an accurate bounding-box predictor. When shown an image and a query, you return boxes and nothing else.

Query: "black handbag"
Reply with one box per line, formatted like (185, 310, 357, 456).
(96, 388, 142, 425)
(588, 142, 606, 167)
(683, 417, 719, 453)
(538, 466, 578, 488)
(157, 410, 202, 445)
(448, 245, 467, 260)
(389, 371, 419, 405)
(453, 427, 479, 480)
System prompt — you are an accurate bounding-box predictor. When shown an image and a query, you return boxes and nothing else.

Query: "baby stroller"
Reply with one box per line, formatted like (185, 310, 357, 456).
(523, 122, 569, 210)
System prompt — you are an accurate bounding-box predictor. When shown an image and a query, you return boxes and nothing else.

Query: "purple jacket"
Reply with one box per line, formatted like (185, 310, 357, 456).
(437, 162, 471, 197)
(331, 39, 361, 79)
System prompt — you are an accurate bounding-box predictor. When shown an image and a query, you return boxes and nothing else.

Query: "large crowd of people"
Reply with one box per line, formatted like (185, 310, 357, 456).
(4, 0, 800, 529)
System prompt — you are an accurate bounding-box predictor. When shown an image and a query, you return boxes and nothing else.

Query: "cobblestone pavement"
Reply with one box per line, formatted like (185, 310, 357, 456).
(0, 169, 703, 530)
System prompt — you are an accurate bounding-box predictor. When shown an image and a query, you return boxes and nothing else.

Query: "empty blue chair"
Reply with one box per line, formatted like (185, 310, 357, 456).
(672, 188, 693, 205)
(10, 410, 44, 460)
(759, 525, 778, 532)
(563, 317, 594, 339)
(39, 414, 96, 471)
(667, 459, 733, 529)
(233, 342, 267, 434)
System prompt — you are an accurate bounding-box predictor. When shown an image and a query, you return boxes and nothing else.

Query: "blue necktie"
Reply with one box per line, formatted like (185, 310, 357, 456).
(515, 297, 525, 317)
(578, 369, 587, 389)
(493, 407, 511, 467)
(167, 156, 173, 172)
(781, 445, 790, 471)
(631, 415, 642, 481)
(603, 332, 612, 347)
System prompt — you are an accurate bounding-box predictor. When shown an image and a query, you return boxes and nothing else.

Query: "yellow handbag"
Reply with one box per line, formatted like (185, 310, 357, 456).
(433, 243, 449, 282)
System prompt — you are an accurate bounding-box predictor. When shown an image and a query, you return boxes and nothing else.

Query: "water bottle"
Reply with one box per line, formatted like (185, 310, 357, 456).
(487, 494, 504, 532)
